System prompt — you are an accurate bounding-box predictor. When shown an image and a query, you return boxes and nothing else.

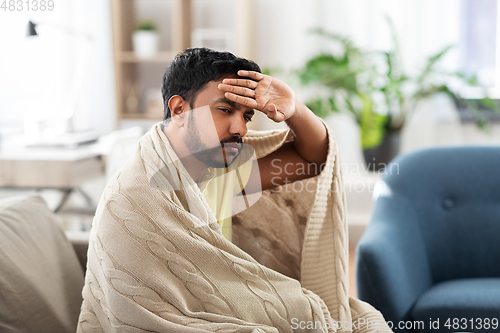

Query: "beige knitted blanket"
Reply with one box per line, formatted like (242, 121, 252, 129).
(78, 123, 391, 333)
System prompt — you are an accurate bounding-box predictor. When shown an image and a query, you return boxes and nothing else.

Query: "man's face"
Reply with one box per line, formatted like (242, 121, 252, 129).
(184, 77, 254, 168)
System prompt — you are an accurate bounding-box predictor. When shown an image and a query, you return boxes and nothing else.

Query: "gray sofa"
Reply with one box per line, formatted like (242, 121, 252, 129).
(0, 195, 89, 333)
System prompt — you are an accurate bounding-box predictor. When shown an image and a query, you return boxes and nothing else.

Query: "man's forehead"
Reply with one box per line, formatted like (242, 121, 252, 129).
(194, 76, 255, 113)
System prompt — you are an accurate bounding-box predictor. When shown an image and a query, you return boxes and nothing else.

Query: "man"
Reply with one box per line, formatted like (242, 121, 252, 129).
(78, 48, 391, 333)
(160, 48, 327, 241)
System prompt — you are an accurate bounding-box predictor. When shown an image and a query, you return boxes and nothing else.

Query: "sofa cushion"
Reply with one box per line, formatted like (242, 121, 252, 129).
(411, 278, 500, 333)
(0, 195, 84, 333)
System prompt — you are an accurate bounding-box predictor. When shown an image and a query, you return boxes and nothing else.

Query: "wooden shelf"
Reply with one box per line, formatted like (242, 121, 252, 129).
(111, 0, 191, 123)
(111, 0, 255, 123)
(119, 51, 177, 63)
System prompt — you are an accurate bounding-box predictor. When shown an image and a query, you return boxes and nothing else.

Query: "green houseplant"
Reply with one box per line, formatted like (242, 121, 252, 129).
(298, 29, 385, 151)
(136, 21, 157, 31)
(374, 17, 496, 133)
(132, 20, 159, 59)
(298, 21, 497, 170)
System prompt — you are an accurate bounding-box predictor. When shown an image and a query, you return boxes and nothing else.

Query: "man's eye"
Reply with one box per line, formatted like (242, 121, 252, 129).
(220, 108, 231, 113)
(244, 116, 253, 123)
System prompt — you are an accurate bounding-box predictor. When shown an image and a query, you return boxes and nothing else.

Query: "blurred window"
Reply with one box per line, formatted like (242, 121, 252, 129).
(459, 0, 497, 87)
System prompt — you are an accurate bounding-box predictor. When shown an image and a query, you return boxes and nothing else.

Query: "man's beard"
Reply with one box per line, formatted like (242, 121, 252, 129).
(185, 113, 242, 168)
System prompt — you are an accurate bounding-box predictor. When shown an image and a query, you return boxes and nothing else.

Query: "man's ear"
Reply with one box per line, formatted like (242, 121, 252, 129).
(168, 95, 188, 127)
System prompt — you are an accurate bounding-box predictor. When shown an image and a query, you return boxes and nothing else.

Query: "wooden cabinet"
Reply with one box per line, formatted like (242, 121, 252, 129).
(110, 0, 255, 125)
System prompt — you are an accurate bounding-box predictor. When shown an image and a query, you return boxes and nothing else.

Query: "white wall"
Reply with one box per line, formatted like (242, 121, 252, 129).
(0, 0, 116, 136)
(0, 0, 494, 136)
(70, 0, 116, 135)
(253, 0, 463, 74)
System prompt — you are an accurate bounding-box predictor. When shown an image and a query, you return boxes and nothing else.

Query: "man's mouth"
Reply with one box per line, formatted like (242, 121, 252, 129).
(221, 143, 242, 154)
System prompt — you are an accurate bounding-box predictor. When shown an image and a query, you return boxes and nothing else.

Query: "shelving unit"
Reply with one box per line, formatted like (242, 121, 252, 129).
(110, 0, 255, 126)
(110, 0, 191, 124)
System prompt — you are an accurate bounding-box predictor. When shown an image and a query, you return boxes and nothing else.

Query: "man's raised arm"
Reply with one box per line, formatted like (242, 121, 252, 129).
(218, 70, 329, 191)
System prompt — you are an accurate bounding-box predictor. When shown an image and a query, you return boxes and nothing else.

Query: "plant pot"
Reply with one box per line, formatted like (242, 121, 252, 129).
(132, 31, 159, 58)
(363, 131, 401, 171)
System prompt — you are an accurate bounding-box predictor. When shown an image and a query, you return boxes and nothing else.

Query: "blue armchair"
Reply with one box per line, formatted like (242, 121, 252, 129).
(355, 146, 500, 333)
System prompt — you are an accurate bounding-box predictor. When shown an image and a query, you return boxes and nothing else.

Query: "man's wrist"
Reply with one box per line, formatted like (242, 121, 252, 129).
(285, 99, 308, 127)
(284, 98, 328, 165)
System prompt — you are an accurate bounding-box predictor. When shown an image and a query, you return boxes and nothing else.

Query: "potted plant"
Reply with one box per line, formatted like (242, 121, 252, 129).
(298, 22, 497, 171)
(132, 20, 159, 59)
(297, 29, 386, 171)
(364, 17, 497, 169)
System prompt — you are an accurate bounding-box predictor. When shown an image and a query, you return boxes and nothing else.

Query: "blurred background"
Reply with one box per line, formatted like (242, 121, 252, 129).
(0, 0, 499, 294)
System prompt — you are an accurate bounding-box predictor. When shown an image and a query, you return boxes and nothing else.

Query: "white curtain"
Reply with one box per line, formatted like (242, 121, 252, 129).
(0, 0, 115, 136)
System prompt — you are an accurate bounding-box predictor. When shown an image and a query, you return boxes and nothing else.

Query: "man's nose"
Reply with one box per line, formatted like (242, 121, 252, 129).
(229, 115, 248, 138)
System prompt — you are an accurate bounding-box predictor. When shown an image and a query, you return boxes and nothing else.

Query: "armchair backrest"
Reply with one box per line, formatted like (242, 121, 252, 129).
(379, 146, 500, 283)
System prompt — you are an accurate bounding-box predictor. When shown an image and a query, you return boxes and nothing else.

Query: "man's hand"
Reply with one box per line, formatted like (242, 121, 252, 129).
(219, 69, 328, 192)
(218, 70, 296, 123)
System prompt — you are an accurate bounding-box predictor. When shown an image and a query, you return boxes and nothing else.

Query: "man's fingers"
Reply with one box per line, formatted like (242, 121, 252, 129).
(237, 70, 265, 81)
(224, 92, 259, 109)
(221, 78, 259, 89)
(218, 84, 256, 98)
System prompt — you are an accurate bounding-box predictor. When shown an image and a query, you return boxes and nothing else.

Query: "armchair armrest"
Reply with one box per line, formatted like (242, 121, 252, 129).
(65, 231, 90, 272)
(356, 193, 433, 326)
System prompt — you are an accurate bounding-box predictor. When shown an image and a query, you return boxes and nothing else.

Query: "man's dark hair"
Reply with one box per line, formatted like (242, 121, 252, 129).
(161, 47, 261, 122)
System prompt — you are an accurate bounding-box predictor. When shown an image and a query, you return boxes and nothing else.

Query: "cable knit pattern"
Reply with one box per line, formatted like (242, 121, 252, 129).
(77, 122, 391, 333)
